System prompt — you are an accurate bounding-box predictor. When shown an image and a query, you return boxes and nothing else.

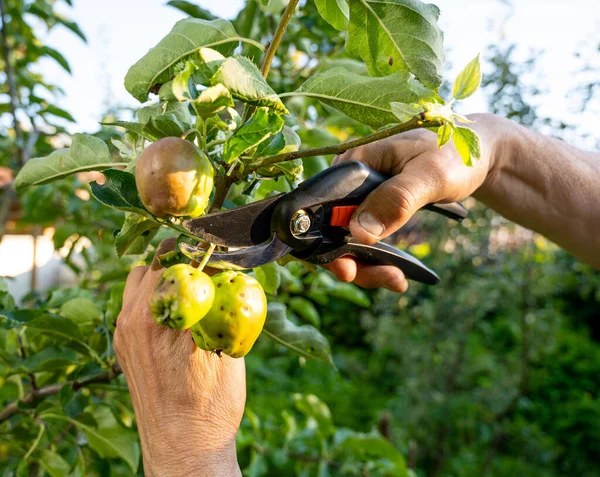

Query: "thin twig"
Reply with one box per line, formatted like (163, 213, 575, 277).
(208, 175, 234, 213)
(0, 0, 25, 165)
(259, 0, 300, 79)
(0, 184, 13, 241)
(0, 365, 121, 423)
(242, 117, 441, 176)
(242, 0, 300, 123)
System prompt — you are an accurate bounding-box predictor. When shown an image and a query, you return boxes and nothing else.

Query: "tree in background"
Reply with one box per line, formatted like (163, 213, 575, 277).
(0, 1, 598, 476)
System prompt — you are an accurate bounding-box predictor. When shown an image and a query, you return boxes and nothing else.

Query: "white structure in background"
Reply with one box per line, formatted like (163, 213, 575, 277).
(0, 230, 78, 305)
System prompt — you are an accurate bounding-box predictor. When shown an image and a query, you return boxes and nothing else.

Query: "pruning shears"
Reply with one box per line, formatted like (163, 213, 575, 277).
(181, 161, 467, 285)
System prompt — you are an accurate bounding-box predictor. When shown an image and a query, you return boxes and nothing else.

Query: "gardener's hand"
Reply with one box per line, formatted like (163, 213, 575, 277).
(327, 112, 600, 289)
(113, 238, 244, 477)
(326, 113, 500, 292)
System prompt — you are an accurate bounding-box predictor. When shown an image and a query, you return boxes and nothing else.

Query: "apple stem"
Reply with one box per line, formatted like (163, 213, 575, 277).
(197, 243, 216, 272)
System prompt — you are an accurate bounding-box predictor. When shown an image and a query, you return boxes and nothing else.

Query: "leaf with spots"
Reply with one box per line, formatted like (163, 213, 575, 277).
(346, 0, 444, 88)
(263, 303, 334, 367)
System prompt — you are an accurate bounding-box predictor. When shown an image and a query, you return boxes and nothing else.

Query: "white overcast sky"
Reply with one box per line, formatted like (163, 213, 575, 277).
(40, 0, 600, 137)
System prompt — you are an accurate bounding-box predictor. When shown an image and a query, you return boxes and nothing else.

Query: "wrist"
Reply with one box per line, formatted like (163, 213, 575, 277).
(468, 113, 515, 199)
(142, 432, 240, 477)
(135, 410, 241, 477)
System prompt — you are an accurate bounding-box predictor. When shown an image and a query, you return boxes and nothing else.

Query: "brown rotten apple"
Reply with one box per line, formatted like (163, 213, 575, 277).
(135, 137, 214, 218)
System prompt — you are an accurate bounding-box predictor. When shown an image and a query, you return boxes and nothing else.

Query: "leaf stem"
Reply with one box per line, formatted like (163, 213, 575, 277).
(242, 116, 441, 176)
(260, 0, 300, 79)
(181, 128, 201, 141)
(22, 422, 45, 461)
(197, 243, 216, 271)
(239, 37, 266, 52)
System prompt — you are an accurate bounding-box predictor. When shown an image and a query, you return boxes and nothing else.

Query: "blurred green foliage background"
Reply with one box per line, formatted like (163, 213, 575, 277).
(1, 1, 599, 476)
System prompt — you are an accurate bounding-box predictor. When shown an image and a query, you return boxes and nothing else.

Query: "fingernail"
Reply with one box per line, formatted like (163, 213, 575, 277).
(357, 211, 384, 237)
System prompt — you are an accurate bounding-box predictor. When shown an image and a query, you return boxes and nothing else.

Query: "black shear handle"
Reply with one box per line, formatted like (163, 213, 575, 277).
(298, 241, 440, 285)
(274, 161, 466, 230)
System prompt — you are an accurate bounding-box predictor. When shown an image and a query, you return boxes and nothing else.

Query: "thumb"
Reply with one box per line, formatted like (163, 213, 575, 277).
(349, 169, 440, 244)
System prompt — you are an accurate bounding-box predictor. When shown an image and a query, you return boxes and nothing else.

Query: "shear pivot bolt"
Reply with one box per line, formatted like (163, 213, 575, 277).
(291, 210, 311, 235)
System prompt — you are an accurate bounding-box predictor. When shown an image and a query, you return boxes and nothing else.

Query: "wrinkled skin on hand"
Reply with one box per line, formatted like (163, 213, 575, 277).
(113, 239, 244, 476)
(192, 271, 267, 358)
(135, 137, 214, 218)
(149, 263, 215, 329)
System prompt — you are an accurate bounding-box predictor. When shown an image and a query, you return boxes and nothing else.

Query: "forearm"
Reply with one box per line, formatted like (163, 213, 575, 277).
(473, 114, 600, 268)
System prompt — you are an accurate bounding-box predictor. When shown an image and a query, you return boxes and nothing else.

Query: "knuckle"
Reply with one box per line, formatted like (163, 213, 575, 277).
(382, 182, 418, 220)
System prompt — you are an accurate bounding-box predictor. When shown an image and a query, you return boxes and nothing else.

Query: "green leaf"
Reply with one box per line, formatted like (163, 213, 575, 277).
(253, 126, 301, 158)
(333, 431, 407, 472)
(292, 393, 335, 436)
(100, 121, 153, 140)
(14, 346, 78, 374)
(114, 213, 160, 257)
(124, 18, 242, 102)
(105, 282, 125, 328)
(25, 314, 83, 340)
(452, 54, 481, 100)
(53, 13, 87, 42)
(195, 47, 227, 83)
(39, 104, 75, 122)
(157, 235, 197, 268)
(41, 46, 71, 73)
(60, 297, 103, 325)
(346, 0, 444, 88)
(437, 121, 453, 148)
(18, 314, 101, 361)
(14, 134, 124, 192)
(292, 68, 432, 128)
(126, 229, 161, 256)
(192, 85, 235, 118)
(316, 0, 350, 31)
(223, 108, 285, 163)
(263, 303, 334, 366)
(452, 112, 475, 124)
(209, 56, 288, 113)
(142, 114, 189, 139)
(89, 169, 149, 215)
(138, 100, 192, 125)
(172, 61, 198, 101)
(39, 450, 72, 477)
(288, 297, 321, 328)
(84, 407, 140, 472)
(166, 0, 217, 20)
(253, 176, 291, 201)
(42, 410, 140, 473)
(390, 102, 425, 123)
(0, 278, 15, 312)
(47, 288, 94, 309)
(316, 273, 371, 307)
(452, 126, 481, 167)
(254, 262, 281, 295)
(258, 0, 290, 14)
(316, 57, 368, 75)
(257, 160, 303, 182)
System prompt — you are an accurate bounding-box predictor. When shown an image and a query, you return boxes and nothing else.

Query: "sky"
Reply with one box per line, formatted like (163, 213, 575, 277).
(40, 0, 600, 135)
